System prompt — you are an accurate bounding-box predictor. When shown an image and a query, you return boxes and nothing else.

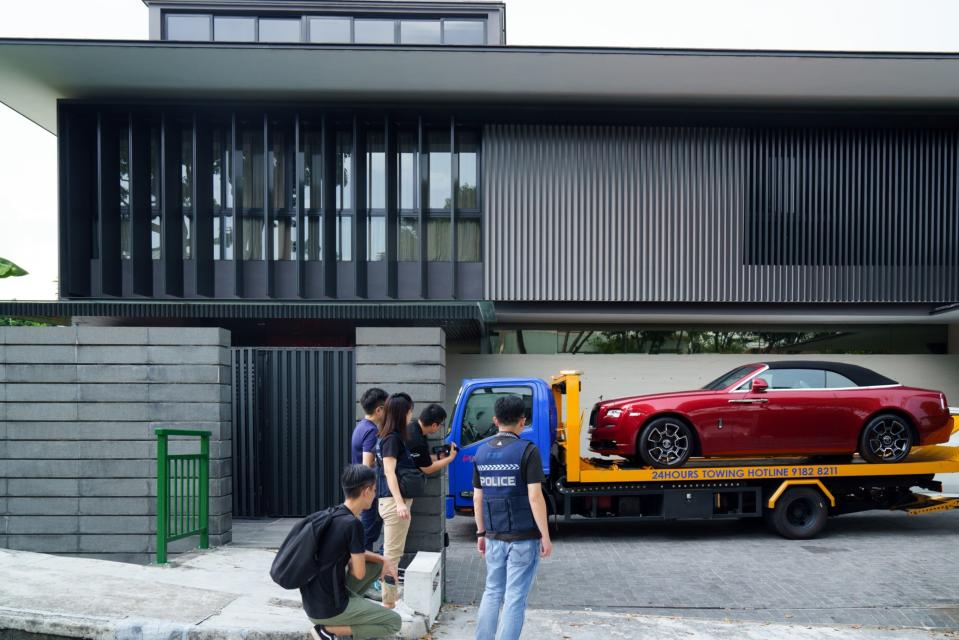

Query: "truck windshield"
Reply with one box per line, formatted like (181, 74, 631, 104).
(702, 365, 760, 390)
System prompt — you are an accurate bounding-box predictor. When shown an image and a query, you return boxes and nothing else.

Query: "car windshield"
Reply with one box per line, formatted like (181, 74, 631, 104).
(702, 365, 760, 390)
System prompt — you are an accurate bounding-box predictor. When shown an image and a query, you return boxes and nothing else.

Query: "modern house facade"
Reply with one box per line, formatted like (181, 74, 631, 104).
(2, 0, 959, 560)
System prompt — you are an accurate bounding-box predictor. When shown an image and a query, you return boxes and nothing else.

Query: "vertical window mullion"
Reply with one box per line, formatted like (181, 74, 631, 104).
(450, 116, 458, 296)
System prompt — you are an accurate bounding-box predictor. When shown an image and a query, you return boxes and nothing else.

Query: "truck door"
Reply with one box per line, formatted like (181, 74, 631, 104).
(447, 381, 542, 513)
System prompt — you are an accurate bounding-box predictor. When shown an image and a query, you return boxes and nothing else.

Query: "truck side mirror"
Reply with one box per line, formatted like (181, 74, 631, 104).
(751, 377, 769, 393)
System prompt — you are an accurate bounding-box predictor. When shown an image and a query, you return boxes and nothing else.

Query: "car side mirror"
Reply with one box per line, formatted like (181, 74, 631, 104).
(751, 378, 769, 393)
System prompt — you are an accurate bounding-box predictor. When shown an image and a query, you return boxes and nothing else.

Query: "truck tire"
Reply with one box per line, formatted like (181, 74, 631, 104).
(767, 487, 828, 539)
(638, 418, 693, 468)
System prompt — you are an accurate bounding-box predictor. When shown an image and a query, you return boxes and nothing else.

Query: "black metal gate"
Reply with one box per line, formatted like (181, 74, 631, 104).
(232, 348, 355, 518)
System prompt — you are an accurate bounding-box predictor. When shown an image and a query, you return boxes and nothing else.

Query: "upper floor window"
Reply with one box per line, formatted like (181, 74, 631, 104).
(164, 12, 487, 45)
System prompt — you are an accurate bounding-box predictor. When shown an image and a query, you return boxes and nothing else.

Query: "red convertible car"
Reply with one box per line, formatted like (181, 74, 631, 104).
(588, 361, 952, 468)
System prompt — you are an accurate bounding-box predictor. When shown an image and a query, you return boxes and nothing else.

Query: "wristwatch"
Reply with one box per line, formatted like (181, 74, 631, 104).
(475, 530, 486, 538)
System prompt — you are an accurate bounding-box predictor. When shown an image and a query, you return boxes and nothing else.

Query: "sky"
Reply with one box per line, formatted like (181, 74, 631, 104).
(2, 0, 959, 300)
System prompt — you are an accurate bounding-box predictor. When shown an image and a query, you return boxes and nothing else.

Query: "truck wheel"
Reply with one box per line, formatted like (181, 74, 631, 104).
(859, 414, 913, 463)
(638, 418, 693, 468)
(767, 487, 828, 539)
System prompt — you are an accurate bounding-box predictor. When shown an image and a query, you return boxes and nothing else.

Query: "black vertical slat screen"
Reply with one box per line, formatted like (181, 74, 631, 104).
(485, 123, 959, 303)
(232, 347, 355, 518)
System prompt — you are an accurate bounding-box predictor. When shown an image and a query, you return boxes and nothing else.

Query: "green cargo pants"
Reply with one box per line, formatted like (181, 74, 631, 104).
(308, 561, 402, 640)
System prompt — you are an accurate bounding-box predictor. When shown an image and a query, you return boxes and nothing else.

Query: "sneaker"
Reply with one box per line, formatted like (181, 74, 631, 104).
(310, 625, 336, 640)
(364, 579, 382, 601)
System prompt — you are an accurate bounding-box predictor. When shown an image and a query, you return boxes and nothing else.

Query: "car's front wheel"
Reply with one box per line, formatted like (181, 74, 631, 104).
(859, 413, 913, 463)
(637, 417, 693, 468)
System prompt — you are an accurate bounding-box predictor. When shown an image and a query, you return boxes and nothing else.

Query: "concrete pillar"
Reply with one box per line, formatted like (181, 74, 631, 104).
(355, 327, 447, 559)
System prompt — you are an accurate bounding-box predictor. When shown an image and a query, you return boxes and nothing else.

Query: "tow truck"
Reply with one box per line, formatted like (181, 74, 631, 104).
(444, 370, 959, 538)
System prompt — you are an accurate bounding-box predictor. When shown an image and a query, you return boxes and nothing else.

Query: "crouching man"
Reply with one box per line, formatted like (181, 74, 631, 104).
(307, 465, 402, 640)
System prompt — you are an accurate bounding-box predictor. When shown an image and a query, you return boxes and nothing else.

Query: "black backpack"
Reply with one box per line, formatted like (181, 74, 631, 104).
(270, 505, 349, 590)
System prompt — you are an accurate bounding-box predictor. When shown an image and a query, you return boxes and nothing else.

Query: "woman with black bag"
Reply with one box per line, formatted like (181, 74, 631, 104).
(374, 392, 424, 609)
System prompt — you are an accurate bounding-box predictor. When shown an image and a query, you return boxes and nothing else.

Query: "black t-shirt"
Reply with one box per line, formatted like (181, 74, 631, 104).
(376, 432, 418, 498)
(300, 509, 365, 620)
(472, 434, 545, 541)
(406, 420, 432, 469)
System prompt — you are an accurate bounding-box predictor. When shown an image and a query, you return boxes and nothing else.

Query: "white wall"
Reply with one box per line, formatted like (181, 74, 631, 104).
(446, 354, 959, 414)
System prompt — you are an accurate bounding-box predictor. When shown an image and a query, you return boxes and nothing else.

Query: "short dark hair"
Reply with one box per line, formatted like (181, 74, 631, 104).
(341, 464, 376, 499)
(360, 388, 388, 415)
(419, 403, 447, 426)
(494, 395, 526, 426)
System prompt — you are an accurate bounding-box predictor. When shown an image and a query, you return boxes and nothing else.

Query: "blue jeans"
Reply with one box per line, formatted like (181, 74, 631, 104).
(475, 538, 541, 640)
(360, 497, 382, 552)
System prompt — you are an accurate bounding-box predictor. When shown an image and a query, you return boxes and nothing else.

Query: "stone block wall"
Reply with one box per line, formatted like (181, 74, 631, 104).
(0, 326, 232, 564)
(355, 327, 447, 558)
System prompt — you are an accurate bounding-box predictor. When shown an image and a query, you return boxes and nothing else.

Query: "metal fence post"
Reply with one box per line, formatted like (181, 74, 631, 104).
(200, 432, 210, 549)
(156, 431, 169, 565)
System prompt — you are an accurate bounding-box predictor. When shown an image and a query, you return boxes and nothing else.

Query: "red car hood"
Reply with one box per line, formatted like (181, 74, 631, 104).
(600, 389, 717, 408)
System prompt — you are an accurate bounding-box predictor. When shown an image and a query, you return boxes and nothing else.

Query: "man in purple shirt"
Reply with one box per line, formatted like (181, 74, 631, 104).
(351, 388, 388, 551)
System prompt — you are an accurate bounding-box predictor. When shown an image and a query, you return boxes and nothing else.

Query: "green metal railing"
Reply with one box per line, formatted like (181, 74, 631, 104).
(155, 428, 210, 564)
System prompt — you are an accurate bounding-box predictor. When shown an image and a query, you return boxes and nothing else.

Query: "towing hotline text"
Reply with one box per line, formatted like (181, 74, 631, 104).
(650, 466, 840, 481)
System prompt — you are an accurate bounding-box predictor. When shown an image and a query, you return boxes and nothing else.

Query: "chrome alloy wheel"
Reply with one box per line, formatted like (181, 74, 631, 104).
(865, 418, 911, 461)
(644, 421, 690, 466)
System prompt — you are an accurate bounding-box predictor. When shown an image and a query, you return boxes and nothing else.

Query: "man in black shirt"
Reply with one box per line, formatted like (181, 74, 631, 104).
(406, 404, 459, 474)
(305, 465, 402, 640)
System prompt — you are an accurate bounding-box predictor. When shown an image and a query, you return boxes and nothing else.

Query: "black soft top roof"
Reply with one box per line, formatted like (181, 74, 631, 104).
(761, 361, 898, 386)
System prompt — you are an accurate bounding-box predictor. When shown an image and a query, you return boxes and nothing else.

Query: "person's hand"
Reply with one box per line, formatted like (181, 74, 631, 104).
(446, 443, 459, 460)
(380, 557, 399, 583)
(476, 536, 486, 557)
(396, 501, 411, 521)
(540, 537, 553, 559)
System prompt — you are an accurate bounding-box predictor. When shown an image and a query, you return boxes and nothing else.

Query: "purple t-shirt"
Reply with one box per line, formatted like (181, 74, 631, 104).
(351, 418, 378, 465)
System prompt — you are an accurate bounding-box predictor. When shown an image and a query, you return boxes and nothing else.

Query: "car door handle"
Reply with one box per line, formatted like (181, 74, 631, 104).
(728, 398, 769, 404)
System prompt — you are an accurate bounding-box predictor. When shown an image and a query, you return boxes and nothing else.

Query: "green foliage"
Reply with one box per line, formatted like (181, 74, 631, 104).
(0, 257, 27, 278)
(0, 317, 55, 327)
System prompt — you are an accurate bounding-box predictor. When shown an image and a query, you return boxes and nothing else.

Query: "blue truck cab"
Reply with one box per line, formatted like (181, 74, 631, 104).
(445, 377, 557, 515)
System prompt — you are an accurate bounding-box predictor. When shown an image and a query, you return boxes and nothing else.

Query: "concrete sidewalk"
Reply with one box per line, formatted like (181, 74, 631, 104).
(433, 606, 959, 639)
(0, 546, 426, 640)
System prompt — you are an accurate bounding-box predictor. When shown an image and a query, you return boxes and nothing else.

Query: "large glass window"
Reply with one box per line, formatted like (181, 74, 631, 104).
(367, 130, 386, 261)
(211, 123, 234, 260)
(400, 20, 441, 44)
(269, 119, 296, 260)
(443, 20, 485, 45)
(238, 119, 265, 260)
(214, 16, 255, 42)
(149, 123, 162, 260)
(166, 14, 211, 41)
(309, 17, 351, 43)
(302, 124, 323, 261)
(335, 130, 352, 261)
(181, 126, 193, 260)
(397, 130, 419, 261)
(354, 19, 395, 44)
(456, 130, 481, 261)
(259, 18, 301, 42)
(427, 129, 451, 261)
(119, 125, 131, 260)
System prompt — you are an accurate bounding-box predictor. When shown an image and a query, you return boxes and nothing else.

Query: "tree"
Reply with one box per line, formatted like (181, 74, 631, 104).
(0, 257, 27, 278)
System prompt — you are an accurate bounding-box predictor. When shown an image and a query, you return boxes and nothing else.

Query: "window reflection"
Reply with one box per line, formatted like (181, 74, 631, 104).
(457, 130, 481, 261)
(214, 16, 255, 42)
(443, 20, 485, 45)
(270, 119, 296, 260)
(259, 18, 301, 42)
(166, 14, 210, 41)
(309, 17, 351, 43)
(354, 19, 394, 43)
(150, 123, 162, 260)
(302, 124, 323, 261)
(428, 129, 451, 261)
(400, 20, 441, 44)
(367, 130, 386, 261)
(181, 126, 193, 259)
(211, 123, 234, 260)
(119, 124, 130, 260)
(238, 120, 265, 260)
(335, 130, 352, 261)
(397, 130, 419, 261)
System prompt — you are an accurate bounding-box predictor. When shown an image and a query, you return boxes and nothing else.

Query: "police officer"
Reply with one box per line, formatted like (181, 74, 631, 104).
(472, 394, 553, 640)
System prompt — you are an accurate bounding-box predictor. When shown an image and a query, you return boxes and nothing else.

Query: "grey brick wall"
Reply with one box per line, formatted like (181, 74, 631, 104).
(355, 327, 446, 558)
(0, 327, 232, 564)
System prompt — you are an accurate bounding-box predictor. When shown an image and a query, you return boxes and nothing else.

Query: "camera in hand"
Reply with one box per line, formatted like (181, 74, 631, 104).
(432, 443, 453, 457)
